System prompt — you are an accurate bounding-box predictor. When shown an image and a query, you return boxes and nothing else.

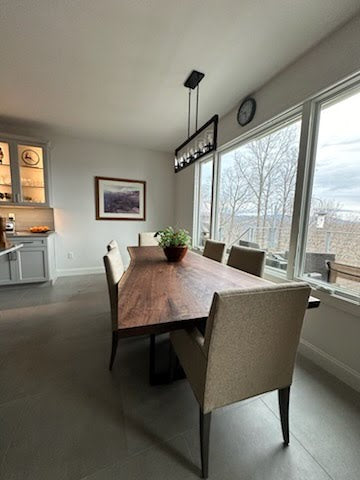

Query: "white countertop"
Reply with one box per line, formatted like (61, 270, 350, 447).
(6, 231, 55, 238)
(0, 243, 23, 257)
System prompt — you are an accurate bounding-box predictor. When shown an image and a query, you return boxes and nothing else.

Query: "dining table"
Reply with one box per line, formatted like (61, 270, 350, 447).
(117, 246, 320, 383)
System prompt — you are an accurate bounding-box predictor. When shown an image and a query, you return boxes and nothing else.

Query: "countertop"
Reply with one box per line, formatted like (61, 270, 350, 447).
(0, 243, 23, 257)
(6, 231, 55, 238)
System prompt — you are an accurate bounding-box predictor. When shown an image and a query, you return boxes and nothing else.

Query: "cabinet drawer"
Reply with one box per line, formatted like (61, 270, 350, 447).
(12, 237, 46, 247)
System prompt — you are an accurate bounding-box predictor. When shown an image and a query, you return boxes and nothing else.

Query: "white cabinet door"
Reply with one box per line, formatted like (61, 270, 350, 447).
(0, 252, 17, 285)
(17, 247, 48, 282)
(0, 136, 51, 207)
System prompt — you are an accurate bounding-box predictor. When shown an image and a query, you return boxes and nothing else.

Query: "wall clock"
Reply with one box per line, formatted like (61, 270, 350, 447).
(237, 97, 256, 126)
(21, 149, 40, 166)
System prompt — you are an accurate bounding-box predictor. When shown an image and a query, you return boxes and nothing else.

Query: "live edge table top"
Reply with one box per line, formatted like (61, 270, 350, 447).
(117, 246, 320, 337)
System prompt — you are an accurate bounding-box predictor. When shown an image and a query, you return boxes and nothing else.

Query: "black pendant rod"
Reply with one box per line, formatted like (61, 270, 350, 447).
(188, 88, 191, 138)
(196, 84, 199, 131)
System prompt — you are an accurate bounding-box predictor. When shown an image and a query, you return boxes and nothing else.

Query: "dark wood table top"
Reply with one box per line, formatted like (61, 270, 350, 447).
(117, 246, 320, 337)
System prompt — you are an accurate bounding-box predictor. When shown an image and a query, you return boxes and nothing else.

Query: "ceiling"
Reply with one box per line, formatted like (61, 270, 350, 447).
(0, 1, 359, 152)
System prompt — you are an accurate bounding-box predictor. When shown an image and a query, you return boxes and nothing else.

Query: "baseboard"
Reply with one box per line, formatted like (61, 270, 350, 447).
(299, 338, 360, 392)
(56, 266, 104, 277)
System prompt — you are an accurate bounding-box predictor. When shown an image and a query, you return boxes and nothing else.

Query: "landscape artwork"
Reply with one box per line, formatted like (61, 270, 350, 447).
(95, 176, 146, 220)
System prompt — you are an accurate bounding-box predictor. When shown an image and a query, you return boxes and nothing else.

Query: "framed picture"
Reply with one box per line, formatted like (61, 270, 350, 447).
(95, 176, 146, 221)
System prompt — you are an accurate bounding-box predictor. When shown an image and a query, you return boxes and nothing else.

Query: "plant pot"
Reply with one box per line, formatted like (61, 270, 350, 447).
(163, 246, 188, 262)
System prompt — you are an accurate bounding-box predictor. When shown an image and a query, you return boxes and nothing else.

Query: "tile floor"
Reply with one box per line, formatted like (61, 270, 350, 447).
(0, 274, 359, 480)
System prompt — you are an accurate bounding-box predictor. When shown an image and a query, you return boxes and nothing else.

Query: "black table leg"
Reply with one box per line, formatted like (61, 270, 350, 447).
(149, 334, 185, 385)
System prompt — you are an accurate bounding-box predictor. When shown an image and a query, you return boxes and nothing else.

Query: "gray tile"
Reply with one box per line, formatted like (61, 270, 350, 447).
(1, 275, 359, 480)
(261, 356, 360, 480)
(0, 397, 27, 468)
(0, 383, 128, 480)
(83, 435, 198, 480)
(183, 398, 332, 480)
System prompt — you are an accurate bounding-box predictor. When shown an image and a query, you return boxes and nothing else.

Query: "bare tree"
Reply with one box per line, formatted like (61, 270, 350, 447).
(218, 160, 249, 244)
(235, 123, 301, 244)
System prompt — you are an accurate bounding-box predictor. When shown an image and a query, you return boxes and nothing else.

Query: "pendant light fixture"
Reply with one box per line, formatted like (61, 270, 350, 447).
(174, 70, 218, 173)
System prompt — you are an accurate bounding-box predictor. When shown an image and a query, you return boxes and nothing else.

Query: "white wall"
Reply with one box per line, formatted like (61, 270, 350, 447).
(174, 13, 360, 390)
(219, 13, 360, 147)
(51, 134, 174, 275)
(175, 13, 360, 233)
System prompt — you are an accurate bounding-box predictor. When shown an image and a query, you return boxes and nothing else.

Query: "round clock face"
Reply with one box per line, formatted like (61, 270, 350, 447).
(22, 149, 40, 166)
(237, 97, 256, 126)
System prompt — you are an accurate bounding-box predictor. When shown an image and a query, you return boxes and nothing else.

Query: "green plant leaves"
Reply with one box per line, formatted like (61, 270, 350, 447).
(155, 227, 191, 248)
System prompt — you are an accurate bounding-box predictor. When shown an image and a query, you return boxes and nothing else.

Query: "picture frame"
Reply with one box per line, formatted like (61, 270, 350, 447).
(95, 176, 146, 221)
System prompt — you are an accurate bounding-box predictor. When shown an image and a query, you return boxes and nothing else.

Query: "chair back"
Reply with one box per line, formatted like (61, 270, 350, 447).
(138, 232, 159, 246)
(227, 245, 266, 277)
(103, 248, 125, 330)
(203, 282, 311, 412)
(203, 240, 225, 263)
(107, 239, 119, 252)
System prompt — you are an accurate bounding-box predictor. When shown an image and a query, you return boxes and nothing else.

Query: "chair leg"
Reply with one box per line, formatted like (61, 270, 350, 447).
(109, 331, 118, 371)
(199, 408, 211, 479)
(278, 386, 290, 446)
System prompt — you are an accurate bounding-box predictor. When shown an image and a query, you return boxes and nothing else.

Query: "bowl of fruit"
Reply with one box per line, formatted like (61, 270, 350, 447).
(30, 225, 51, 234)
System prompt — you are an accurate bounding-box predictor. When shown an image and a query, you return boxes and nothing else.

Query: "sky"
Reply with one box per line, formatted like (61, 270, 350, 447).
(314, 87, 360, 216)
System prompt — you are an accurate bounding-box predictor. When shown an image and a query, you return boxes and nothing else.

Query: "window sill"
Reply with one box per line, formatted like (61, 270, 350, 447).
(294, 276, 360, 317)
(264, 268, 359, 317)
(305, 285, 359, 317)
(264, 266, 288, 283)
(193, 251, 359, 317)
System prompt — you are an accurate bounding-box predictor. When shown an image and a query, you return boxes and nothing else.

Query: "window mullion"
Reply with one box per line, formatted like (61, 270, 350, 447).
(287, 101, 314, 279)
(293, 100, 322, 280)
(211, 151, 220, 240)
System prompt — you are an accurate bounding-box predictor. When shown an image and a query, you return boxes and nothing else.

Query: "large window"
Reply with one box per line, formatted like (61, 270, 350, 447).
(216, 118, 301, 272)
(300, 87, 360, 298)
(194, 78, 360, 303)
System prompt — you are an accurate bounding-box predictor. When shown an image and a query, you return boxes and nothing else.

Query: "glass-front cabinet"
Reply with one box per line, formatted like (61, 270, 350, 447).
(0, 135, 50, 206)
(0, 142, 13, 202)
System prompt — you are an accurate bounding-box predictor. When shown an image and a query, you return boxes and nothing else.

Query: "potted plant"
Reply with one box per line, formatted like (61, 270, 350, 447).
(155, 227, 191, 262)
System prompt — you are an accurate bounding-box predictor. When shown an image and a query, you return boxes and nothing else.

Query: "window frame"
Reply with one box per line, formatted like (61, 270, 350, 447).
(193, 74, 360, 308)
(193, 153, 215, 249)
(214, 107, 303, 277)
(294, 80, 360, 304)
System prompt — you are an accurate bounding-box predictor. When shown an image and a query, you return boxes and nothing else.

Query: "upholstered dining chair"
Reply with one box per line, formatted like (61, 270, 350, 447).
(138, 232, 159, 246)
(203, 240, 226, 263)
(227, 244, 266, 277)
(107, 239, 119, 252)
(103, 245, 125, 370)
(170, 282, 311, 478)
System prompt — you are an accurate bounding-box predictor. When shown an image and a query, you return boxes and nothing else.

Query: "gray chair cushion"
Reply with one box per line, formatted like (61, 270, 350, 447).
(203, 240, 226, 263)
(138, 232, 159, 246)
(171, 282, 311, 414)
(227, 245, 266, 277)
(103, 247, 125, 330)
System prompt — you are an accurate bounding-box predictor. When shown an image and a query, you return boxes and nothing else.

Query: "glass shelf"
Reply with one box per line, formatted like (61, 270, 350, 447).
(21, 165, 44, 170)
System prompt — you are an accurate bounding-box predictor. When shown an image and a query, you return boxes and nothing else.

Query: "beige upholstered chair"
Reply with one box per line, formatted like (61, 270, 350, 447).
(107, 239, 119, 252)
(103, 246, 125, 370)
(170, 282, 311, 478)
(227, 244, 266, 277)
(203, 240, 226, 263)
(138, 232, 159, 246)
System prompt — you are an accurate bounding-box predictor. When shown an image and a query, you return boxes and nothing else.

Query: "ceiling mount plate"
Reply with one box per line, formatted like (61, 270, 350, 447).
(184, 70, 205, 89)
